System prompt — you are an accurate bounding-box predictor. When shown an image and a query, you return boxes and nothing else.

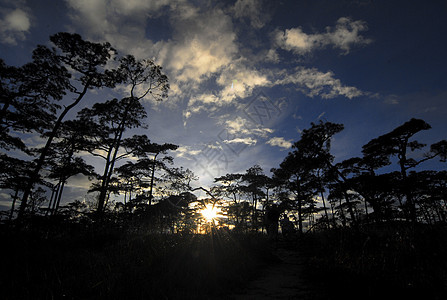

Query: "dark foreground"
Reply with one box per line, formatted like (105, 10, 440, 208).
(1, 222, 446, 299)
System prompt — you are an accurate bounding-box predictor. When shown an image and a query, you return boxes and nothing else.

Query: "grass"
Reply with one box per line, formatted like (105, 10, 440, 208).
(0, 224, 274, 299)
(3, 220, 446, 299)
(300, 223, 447, 300)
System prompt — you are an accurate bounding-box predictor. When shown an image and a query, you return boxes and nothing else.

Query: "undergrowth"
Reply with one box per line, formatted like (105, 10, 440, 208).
(300, 223, 447, 300)
(0, 225, 273, 299)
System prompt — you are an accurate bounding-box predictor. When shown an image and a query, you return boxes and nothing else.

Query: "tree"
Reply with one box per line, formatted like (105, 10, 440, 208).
(273, 121, 345, 233)
(162, 167, 197, 197)
(0, 52, 70, 153)
(44, 120, 95, 216)
(408, 171, 447, 224)
(115, 159, 151, 207)
(0, 155, 33, 220)
(17, 32, 121, 219)
(362, 118, 447, 222)
(241, 165, 270, 230)
(78, 55, 169, 216)
(78, 97, 148, 215)
(213, 173, 246, 227)
(131, 138, 179, 206)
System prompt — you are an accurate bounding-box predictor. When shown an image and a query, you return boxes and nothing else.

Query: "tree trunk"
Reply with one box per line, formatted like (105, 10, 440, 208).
(47, 183, 59, 217)
(297, 196, 303, 234)
(9, 187, 19, 221)
(96, 156, 113, 214)
(320, 189, 330, 229)
(18, 78, 92, 220)
(148, 153, 159, 207)
(53, 180, 66, 215)
(342, 189, 357, 225)
(398, 143, 417, 223)
(96, 100, 133, 217)
(330, 201, 337, 227)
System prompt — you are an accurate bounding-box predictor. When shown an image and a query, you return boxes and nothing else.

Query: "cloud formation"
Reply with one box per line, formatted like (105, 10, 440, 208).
(275, 67, 364, 99)
(64, 0, 368, 120)
(266, 137, 293, 149)
(0, 6, 31, 45)
(175, 145, 202, 158)
(275, 17, 372, 55)
(223, 137, 257, 146)
(157, 4, 238, 84)
(222, 116, 273, 137)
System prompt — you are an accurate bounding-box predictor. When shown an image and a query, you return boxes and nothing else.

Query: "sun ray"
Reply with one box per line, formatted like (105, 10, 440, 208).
(200, 204, 219, 222)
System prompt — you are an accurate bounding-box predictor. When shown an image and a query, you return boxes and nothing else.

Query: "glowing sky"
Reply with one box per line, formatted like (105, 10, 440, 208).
(1, 0, 446, 206)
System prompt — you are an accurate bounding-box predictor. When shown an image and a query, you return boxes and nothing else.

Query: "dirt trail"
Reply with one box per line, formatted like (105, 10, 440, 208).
(229, 245, 327, 299)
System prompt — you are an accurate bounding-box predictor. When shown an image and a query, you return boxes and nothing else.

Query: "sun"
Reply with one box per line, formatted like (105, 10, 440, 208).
(200, 204, 219, 222)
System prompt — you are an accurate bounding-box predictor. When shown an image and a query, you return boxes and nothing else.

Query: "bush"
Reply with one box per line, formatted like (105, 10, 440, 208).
(0, 225, 274, 299)
(301, 223, 447, 300)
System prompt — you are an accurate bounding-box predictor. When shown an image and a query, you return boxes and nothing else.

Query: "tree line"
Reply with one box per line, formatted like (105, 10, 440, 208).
(210, 119, 446, 234)
(1, 33, 446, 234)
(0, 33, 176, 222)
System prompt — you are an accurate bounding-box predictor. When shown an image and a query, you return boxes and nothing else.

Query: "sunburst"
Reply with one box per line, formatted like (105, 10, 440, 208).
(200, 204, 220, 222)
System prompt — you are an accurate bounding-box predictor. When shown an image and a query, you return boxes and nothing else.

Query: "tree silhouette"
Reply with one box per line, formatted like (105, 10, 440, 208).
(17, 33, 121, 220)
(89, 55, 168, 217)
(241, 165, 270, 231)
(0, 52, 70, 153)
(136, 140, 179, 206)
(408, 170, 447, 224)
(115, 159, 151, 208)
(362, 118, 446, 222)
(114, 143, 178, 210)
(214, 173, 246, 228)
(44, 120, 95, 216)
(0, 155, 33, 220)
(77, 97, 148, 216)
(273, 121, 344, 233)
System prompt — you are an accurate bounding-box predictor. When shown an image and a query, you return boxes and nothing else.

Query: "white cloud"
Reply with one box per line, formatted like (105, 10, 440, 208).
(65, 0, 170, 36)
(189, 93, 221, 106)
(223, 137, 257, 145)
(64, 0, 164, 70)
(65, 0, 242, 110)
(222, 116, 273, 137)
(329, 17, 372, 53)
(0, 7, 31, 45)
(5, 8, 29, 31)
(67, 173, 93, 189)
(224, 117, 247, 134)
(175, 145, 202, 158)
(266, 137, 292, 149)
(276, 27, 322, 54)
(275, 66, 364, 99)
(157, 3, 238, 85)
(216, 64, 270, 99)
(184, 63, 270, 117)
(275, 17, 371, 55)
(265, 49, 280, 63)
(64, 0, 367, 122)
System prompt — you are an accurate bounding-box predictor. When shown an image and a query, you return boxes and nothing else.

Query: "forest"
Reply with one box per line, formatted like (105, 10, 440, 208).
(1, 33, 447, 299)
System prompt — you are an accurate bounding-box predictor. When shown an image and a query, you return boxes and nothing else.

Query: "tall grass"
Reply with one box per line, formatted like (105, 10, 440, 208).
(0, 224, 274, 299)
(300, 223, 447, 299)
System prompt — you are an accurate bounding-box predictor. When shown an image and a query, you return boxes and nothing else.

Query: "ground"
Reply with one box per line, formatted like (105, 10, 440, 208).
(227, 241, 328, 299)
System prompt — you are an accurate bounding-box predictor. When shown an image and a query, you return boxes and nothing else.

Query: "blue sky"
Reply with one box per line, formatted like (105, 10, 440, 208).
(1, 0, 446, 205)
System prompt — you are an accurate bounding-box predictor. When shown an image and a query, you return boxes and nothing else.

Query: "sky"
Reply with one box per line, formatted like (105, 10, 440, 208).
(1, 0, 447, 206)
